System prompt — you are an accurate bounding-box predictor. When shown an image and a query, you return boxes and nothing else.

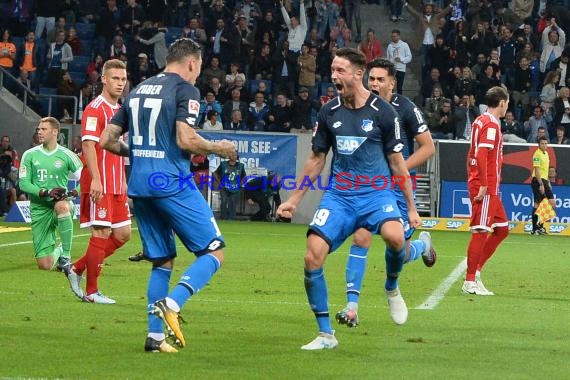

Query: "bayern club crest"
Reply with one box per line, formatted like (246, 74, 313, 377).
(361, 119, 373, 132)
(54, 160, 63, 169)
(97, 208, 108, 219)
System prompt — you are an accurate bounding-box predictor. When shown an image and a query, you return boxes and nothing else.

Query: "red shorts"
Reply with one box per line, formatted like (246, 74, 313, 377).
(80, 193, 131, 229)
(469, 193, 508, 231)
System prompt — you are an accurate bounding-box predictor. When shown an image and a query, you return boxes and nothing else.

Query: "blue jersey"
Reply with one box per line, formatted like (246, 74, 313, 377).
(313, 94, 404, 196)
(388, 93, 428, 175)
(111, 72, 201, 197)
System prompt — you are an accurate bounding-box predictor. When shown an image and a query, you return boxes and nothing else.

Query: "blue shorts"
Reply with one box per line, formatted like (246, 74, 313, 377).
(308, 190, 403, 252)
(395, 190, 416, 240)
(132, 186, 225, 262)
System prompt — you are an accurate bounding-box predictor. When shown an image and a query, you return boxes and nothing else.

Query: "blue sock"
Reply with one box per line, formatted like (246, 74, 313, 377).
(346, 245, 368, 303)
(405, 240, 426, 264)
(385, 245, 405, 291)
(304, 268, 332, 334)
(148, 266, 172, 334)
(169, 254, 220, 309)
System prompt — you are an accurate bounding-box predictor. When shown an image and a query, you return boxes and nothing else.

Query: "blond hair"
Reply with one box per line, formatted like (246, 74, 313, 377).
(40, 116, 60, 130)
(102, 59, 127, 76)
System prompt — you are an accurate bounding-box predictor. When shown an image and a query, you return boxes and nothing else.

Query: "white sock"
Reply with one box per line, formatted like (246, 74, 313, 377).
(148, 332, 166, 341)
(165, 297, 181, 312)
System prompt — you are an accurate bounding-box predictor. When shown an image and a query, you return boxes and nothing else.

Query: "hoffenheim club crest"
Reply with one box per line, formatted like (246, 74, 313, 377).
(361, 119, 373, 132)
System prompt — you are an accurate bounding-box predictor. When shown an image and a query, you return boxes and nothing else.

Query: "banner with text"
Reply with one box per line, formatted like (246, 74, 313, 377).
(437, 141, 570, 184)
(420, 217, 570, 235)
(199, 132, 297, 177)
(440, 181, 570, 223)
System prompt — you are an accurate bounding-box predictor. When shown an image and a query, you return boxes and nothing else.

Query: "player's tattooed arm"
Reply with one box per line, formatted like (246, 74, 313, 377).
(101, 123, 130, 157)
(176, 121, 235, 157)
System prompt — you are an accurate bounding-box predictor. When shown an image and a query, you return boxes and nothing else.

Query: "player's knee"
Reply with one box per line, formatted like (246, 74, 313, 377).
(54, 201, 71, 215)
(36, 261, 52, 270)
(352, 228, 372, 247)
(92, 226, 112, 238)
(113, 227, 131, 243)
(495, 226, 509, 239)
(380, 222, 405, 250)
(209, 250, 224, 266)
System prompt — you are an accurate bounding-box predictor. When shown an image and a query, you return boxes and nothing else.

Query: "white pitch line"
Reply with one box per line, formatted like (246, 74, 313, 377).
(415, 258, 466, 310)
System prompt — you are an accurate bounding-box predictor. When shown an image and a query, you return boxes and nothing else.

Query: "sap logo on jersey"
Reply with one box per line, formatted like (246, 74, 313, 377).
(549, 224, 567, 233)
(336, 136, 367, 155)
(422, 219, 439, 228)
(446, 220, 465, 229)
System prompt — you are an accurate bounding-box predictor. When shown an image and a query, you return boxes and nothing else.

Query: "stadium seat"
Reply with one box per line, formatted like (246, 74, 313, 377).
(75, 23, 96, 40)
(249, 80, 272, 95)
(38, 87, 58, 117)
(165, 31, 180, 45)
(11, 36, 24, 49)
(79, 39, 93, 57)
(68, 55, 91, 73)
(69, 71, 86, 87)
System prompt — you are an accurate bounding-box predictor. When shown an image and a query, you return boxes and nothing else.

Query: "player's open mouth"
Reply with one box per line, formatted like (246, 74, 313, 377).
(335, 83, 343, 92)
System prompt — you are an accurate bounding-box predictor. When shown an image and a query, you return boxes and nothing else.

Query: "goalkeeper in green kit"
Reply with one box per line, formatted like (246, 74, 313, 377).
(19, 117, 83, 272)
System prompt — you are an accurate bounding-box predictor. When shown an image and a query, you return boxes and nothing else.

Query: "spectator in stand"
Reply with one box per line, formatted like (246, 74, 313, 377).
(1, 136, 20, 168)
(182, 17, 207, 50)
(46, 30, 74, 88)
(256, 80, 272, 105)
(272, 40, 298, 99)
(203, 110, 224, 130)
(329, 17, 351, 49)
(199, 90, 224, 126)
(549, 166, 564, 185)
(501, 110, 526, 143)
(226, 76, 250, 103)
(78, 0, 100, 24)
(202, 56, 227, 88)
(109, 35, 127, 60)
(448, 20, 471, 70)
(95, 0, 122, 57)
(471, 53, 488, 78)
(265, 93, 293, 132)
(131, 53, 154, 87)
(222, 88, 249, 125)
(525, 106, 550, 142)
(120, 0, 146, 36)
(427, 35, 451, 82)
(319, 85, 336, 105)
(205, 1, 233, 35)
(421, 67, 447, 103)
(86, 54, 104, 77)
(252, 43, 273, 81)
(17, 31, 38, 91)
(477, 64, 502, 106)
(386, 29, 412, 95)
(344, 0, 362, 43)
(357, 28, 383, 64)
(513, 19, 540, 53)
(290, 87, 321, 131)
(316, 0, 339, 41)
(225, 62, 246, 89)
(424, 85, 445, 121)
(234, 0, 263, 32)
(56, 70, 78, 122)
(34, 1, 59, 40)
(208, 19, 233, 70)
(135, 21, 168, 71)
(497, 25, 518, 88)
(551, 125, 570, 144)
(540, 21, 565, 77)
(65, 26, 82, 56)
(248, 91, 271, 131)
(205, 76, 227, 104)
(428, 98, 454, 140)
(470, 22, 497, 61)
(255, 9, 280, 46)
(0, 29, 17, 77)
(553, 86, 570, 136)
(225, 109, 249, 131)
(298, 44, 317, 96)
(453, 94, 480, 140)
(453, 67, 477, 104)
(512, 56, 532, 121)
(390, 0, 405, 22)
(549, 47, 570, 89)
(280, 0, 308, 55)
(47, 17, 68, 44)
(233, 15, 255, 73)
(540, 70, 559, 122)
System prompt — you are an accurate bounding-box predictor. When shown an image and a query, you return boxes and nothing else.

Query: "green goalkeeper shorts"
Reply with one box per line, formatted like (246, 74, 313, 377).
(31, 201, 74, 258)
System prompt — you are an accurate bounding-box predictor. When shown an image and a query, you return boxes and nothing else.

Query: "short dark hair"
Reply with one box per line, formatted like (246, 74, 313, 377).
(207, 110, 218, 119)
(335, 48, 366, 71)
(367, 57, 396, 77)
(538, 136, 549, 143)
(485, 86, 509, 108)
(167, 38, 202, 64)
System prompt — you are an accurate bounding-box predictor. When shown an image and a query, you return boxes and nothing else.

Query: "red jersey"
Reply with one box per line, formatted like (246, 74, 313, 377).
(467, 112, 503, 195)
(80, 95, 124, 195)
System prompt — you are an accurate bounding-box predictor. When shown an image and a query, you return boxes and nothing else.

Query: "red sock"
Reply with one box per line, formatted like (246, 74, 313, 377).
(466, 232, 487, 281)
(73, 255, 87, 275)
(477, 226, 509, 272)
(104, 234, 125, 258)
(85, 236, 107, 295)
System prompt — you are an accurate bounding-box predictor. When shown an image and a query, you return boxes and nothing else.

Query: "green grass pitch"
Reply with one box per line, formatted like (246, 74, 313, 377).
(1, 220, 569, 380)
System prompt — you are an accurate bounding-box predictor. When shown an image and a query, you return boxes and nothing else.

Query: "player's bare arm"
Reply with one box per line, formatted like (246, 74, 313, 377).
(82, 140, 103, 202)
(277, 151, 326, 219)
(101, 123, 130, 157)
(176, 121, 235, 157)
(406, 132, 435, 171)
(387, 152, 421, 228)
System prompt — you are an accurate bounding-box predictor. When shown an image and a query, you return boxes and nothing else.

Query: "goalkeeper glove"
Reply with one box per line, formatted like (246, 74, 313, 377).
(39, 188, 68, 201)
(67, 189, 79, 198)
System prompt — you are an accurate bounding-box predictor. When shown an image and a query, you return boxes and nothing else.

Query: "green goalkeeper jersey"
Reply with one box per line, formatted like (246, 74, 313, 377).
(19, 144, 83, 208)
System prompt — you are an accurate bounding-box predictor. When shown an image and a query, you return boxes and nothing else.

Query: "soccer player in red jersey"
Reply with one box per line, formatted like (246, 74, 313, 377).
(462, 86, 510, 296)
(67, 59, 131, 304)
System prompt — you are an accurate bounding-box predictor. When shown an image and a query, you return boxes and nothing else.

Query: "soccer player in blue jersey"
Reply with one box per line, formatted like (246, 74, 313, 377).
(101, 38, 236, 353)
(336, 58, 437, 328)
(277, 48, 421, 350)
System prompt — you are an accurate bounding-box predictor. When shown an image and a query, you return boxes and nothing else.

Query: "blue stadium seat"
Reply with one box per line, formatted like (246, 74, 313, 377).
(38, 87, 58, 117)
(79, 39, 93, 57)
(165, 31, 180, 45)
(75, 23, 96, 40)
(68, 55, 91, 73)
(69, 71, 86, 87)
(249, 80, 272, 95)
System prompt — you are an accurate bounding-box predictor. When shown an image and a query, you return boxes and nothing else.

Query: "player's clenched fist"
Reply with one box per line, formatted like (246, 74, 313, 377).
(216, 139, 237, 158)
(277, 202, 296, 219)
